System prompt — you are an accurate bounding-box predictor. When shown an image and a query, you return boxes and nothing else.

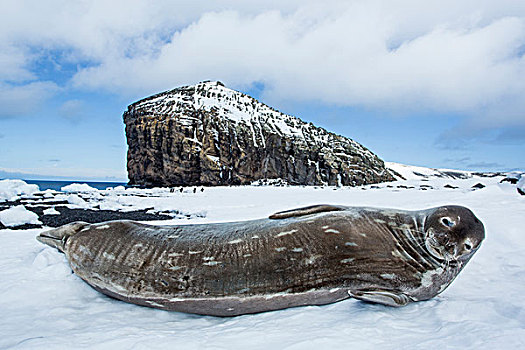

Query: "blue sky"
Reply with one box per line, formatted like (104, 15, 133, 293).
(1, 0, 524, 181)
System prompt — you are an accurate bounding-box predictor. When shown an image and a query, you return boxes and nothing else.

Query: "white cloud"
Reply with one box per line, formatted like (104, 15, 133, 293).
(0, 166, 127, 181)
(0, 81, 60, 117)
(2, 0, 525, 127)
(0, 45, 35, 82)
(59, 99, 85, 122)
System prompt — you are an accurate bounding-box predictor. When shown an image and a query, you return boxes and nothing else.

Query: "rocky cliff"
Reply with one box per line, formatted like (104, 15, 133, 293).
(124, 81, 395, 187)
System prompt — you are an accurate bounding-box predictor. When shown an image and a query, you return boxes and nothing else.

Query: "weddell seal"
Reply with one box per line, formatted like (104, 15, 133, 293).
(36, 204, 484, 316)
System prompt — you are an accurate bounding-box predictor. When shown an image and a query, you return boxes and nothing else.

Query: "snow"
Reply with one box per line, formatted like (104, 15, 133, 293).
(0, 205, 41, 227)
(41, 189, 57, 198)
(61, 183, 98, 192)
(206, 154, 221, 166)
(0, 179, 39, 202)
(1, 174, 525, 348)
(43, 207, 60, 215)
(518, 176, 525, 195)
(66, 194, 89, 208)
(130, 81, 369, 154)
(108, 185, 126, 192)
(98, 197, 126, 211)
(386, 162, 472, 180)
(506, 171, 523, 181)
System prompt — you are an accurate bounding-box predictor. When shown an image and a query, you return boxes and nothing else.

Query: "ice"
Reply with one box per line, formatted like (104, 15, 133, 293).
(98, 197, 125, 211)
(66, 194, 89, 208)
(43, 207, 60, 215)
(61, 183, 98, 192)
(108, 185, 126, 192)
(0, 179, 39, 202)
(41, 189, 57, 198)
(1, 173, 525, 348)
(0, 205, 41, 227)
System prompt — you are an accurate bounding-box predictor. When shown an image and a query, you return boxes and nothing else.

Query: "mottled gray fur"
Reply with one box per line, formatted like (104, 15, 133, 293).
(36, 205, 484, 316)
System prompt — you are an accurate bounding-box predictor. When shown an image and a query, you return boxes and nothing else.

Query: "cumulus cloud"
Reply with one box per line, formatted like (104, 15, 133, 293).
(2, 0, 525, 130)
(0, 0, 305, 115)
(70, 1, 525, 128)
(0, 45, 35, 82)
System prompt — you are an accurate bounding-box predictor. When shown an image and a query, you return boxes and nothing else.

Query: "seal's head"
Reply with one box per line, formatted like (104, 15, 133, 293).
(424, 206, 485, 262)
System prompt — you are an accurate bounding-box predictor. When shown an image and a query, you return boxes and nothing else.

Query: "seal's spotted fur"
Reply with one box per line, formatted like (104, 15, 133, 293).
(37, 204, 484, 316)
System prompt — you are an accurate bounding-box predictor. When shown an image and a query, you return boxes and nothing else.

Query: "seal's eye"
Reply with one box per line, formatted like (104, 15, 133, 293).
(441, 217, 455, 228)
(464, 242, 472, 251)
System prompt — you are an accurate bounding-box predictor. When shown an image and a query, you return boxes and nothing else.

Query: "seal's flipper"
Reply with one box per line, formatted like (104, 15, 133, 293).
(349, 290, 413, 307)
(269, 204, 346, 219)
(36, 221, 89, 253)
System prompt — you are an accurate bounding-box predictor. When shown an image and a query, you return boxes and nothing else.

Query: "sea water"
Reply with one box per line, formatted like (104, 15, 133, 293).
(23, 179, 128, 191)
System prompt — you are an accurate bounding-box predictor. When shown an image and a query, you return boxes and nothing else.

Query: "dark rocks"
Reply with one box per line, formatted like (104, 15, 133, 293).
(414, 170, 471, 180)
(499, 172, 524, 195)
(439, 171, 471, 179)
(0, 206, 175, 230)
(472, 183, 486, 189)
(473, 172, 505, 178)
(124, 81, 396, 187)
(500, 173, 521, 185)
(32, 207, 174, 228)
(1, 223, 42, 230)
(501, 178, 519, 184)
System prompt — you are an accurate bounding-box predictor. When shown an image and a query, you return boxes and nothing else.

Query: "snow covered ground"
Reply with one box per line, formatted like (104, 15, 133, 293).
(1, 170, 525, 349)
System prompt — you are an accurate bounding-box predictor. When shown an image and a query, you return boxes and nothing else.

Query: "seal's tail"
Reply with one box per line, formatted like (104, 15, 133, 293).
(36, 222, 89, 253)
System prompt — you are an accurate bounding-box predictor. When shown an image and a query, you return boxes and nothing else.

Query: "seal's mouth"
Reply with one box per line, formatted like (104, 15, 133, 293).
(424, 229, 457, 263)
(425, 237, 447, 260)
(36, 221, 89, 253)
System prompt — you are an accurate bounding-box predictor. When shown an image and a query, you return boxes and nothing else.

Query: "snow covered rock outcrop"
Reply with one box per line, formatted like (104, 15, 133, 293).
(386, 162, 476, 181)
(517, 176, 525, 195)
(124, 81, 395, 187)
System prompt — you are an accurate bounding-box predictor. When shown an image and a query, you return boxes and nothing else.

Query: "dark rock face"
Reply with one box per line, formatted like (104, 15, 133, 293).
(124, 81, 396, 187)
